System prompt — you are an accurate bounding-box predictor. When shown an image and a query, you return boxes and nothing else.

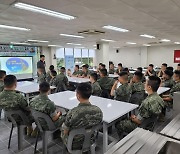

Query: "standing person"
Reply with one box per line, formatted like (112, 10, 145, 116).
(37, 55, 46, 75)
(145, 64, 156, 76)
(158, 63, 167, 77)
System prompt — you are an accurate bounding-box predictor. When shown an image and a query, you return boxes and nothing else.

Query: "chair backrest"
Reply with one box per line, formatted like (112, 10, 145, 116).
(67, 123, 102, 153)
(140, 114, 158, 131)
(30, 109, 56, 132)
(4, 110, 29, 126)
(173, 92, 180, 113)
(129, 91, 145, 105)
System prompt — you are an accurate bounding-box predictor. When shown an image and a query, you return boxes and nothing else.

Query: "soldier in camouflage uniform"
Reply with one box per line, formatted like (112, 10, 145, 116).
(129, 71, 145, 105)
(111, 72, 132, 102)
(116, 76, 164, 137)
(161, 69, 174, 88)
(0, 70, 6, 92)
(109, 63, 115, 74)
(37, 68, 46, 84)
(46, 65, 55, 83)
(72, 65, 82, 77)
(49, 70, 57, 86)
(116, 63, 123, 75)
(0, 75, 34, 135)
(30, 82, 65, 130)
(90, 73, 102, 96)
(61, 83, 103, 150)
(79, 64, 90, 78)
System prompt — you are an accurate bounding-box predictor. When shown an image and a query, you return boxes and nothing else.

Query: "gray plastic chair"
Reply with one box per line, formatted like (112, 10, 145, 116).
(63, 124, 102, 154)
(4, 110, 29, 150)
(31, 109, 60, 154)
(0, 108, 2, 119)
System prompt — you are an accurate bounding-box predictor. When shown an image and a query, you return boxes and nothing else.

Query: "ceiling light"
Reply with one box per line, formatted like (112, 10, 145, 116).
(0, 24, 30, 31)
(48, 45, 62, 47)
(13, 2, 76, 20)
(103, 25, 129, 32)
(143, 44, 151, 46)
(101, 39, 115, 42)
(174, 42, 180, 44)
(28, 39, 49, 43)
(60, 34, 84, 38)
(140, 34, 155, 39)
(126, 42, 136, 45)
(75, 47, 85, 49)
(10, 42, 31, 45)
(161, 39, 171, 42)
(113, 47, 120, 49)
(67, 43, 82, 46)
(93, 45, 96, 47)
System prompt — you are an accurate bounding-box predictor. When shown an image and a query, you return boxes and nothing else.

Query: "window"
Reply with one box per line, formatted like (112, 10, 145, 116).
(89, 49, 95, 67)
(74, 48, 82, 66)
(82, 49, 89, 66)
(56, 48, 65, 68)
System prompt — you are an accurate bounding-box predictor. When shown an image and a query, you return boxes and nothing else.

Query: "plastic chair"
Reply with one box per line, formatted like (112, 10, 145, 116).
(4, 110, 29, 150)
(31, 109, 60, 154)
(63, 124, 102, 154)
(0, 108, 2, 119)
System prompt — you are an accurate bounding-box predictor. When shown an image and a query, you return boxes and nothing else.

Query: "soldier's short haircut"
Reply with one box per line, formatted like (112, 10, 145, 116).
(147, 76, 161, 92)
(134, 71, 143, 80)
(61, 67, 66, 70)
(137, 67, 143, 73)
(51, 70, 57, 77)
(100, 69, 108, 76)
(101, 64, 106, 69)
(82, 64, 88, 69)
(174, 70, 180, 78)
(39, 81, 50, 93)
(119, 71, 128, 81)
(166, 66, 174, 72)
(4, 75, 17, 88)
(49, 65, 54, 71)
(149, 64, 154, 68)
(0, 70, 6, 79)
(118, 63, 122, 67)
(122, 67, 129, 72)
(75, 65, 79, 69)
(76, 83, 92, 99)
(164, 69, 173, 77)
(90, 73, 98, 81)
(162, 63, 167, 67)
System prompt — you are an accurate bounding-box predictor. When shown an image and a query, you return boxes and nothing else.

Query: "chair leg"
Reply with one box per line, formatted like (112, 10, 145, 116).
(90, 143, 96, 154)
(18, 125, 24, 150)
(42, 132, 48, 154)
(34, 130, 40, 154)
(8, 124, 14, 149)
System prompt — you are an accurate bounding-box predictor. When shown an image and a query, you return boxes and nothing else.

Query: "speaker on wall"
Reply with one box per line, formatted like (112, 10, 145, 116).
(116, 49, 119, 53)
(97, 44, 100, 50)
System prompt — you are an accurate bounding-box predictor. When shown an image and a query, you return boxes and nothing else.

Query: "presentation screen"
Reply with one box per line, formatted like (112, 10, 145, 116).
(0, 56, 33, 80)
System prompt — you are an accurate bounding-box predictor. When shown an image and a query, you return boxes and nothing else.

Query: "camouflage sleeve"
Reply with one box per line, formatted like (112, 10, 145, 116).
(64, 110, 73, 130)
(47, 101, 57, 118)
(115, 86, 123, 97)
(64, 76, 69, 86)
(169, 85, 177, 98)
(19, 94, 29, 111)
(138, 101, 150, 119)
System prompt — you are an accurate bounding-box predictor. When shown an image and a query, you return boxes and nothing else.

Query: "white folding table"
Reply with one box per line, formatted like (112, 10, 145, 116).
(16, 81, 55, 102)
(157, 87, 170, 95)
(108, 74, 119, 78)
(48, 91, 138, 153)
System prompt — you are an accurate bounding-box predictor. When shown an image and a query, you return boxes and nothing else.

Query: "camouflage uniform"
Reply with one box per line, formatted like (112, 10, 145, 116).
(146, 70, 156, 76)
(61, 103, 103, 150)
(81, 70, 90, 77)
(38, 74, 46, 84)
(56, 73, 69, 86)
(169, 81, 180, 99)
(116, 92, 164, 136)
(161, 78, 175, 88)
(128, 74, 133, 83)
(30, 94, 65, 130)
(0, 90, 33, 124)
(46, 71, 52, 83)
(91, 81, 102, 96)
(98, 76, 114, 90)
(72, 70, 82, 76)
(114, 83, 132, 102)
(109, 69, 115, 74)
(0, 80, 4, 92)
(50, 77, 57, 86)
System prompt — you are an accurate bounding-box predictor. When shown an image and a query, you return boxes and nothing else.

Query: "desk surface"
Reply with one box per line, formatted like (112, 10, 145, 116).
(68, 77, 90, 83)
(48, 91, 138, 123)
(157, 87, 170, 95)
(105, 128, 180, 154)
(16, 81, 55, 94)
(108, 74, 119, 78)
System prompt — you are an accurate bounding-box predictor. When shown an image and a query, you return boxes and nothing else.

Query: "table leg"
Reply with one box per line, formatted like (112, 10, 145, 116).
(26, 94, 30, 104)
(103, 122, 108, 153)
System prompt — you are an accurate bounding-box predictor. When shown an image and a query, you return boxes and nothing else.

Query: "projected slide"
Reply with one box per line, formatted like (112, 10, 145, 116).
(0, 57, 33, 79)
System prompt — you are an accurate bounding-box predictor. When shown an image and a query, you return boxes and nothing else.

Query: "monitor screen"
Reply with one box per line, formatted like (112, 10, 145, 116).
(0, 56, 33, 80)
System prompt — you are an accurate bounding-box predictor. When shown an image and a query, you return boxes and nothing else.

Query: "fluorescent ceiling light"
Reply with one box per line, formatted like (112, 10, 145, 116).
(48, 45, 62, 47)
(28, 39, 49, 43)
(67, 43, 82, 46)
(75, 47, 85, 49)
(60, 34, 84, 38)
(174, 42, 180, 44)
(113, 47, 120, 49)
(143, 44, 151, 46)
(103, 25, 129, 32)
(101, 39, 115, 42)
(93, 45, 96, 47)
(0, 24, 30, 31)
(126, 42, 136, 45)
(161, 39, 171, 42)
(13, 2, 76, 20)
(140, 34, 155, 39)
(11, 42, 31, 45)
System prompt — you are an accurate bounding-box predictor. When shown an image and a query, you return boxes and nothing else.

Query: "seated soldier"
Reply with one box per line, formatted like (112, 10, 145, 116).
(46, 65, 55, 83)
(111, 71, 131, 102)
(79, 64, 90, 78)
(115, 76, 164, 138)
(163, 70, 180, 107)
(109, 63, 115, 74)
(145, 64, 156, 76)
(158, 63, 167, 78)
(55, 67, 69, 91)
(30, 82, 65, 131)
(161, 69, 174, 88)
(49, 70, 57, 86)
(116, 63, 123, 75)
(37, 68, 46, 84)
(123, 67, 133, 83)
(72, 65, 81, 77)
(136, 67, 146, 82)
(0, 75, 34, 135)
(0, 70, 6, 92)
(61, 83, 103, 150)
(129, 71, 145, 105)
(90, 73, 102, 96)
(98, 69, 114, 98)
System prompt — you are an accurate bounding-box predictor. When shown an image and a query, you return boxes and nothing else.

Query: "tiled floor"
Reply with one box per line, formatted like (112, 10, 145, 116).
(0, 110, 174, 154)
